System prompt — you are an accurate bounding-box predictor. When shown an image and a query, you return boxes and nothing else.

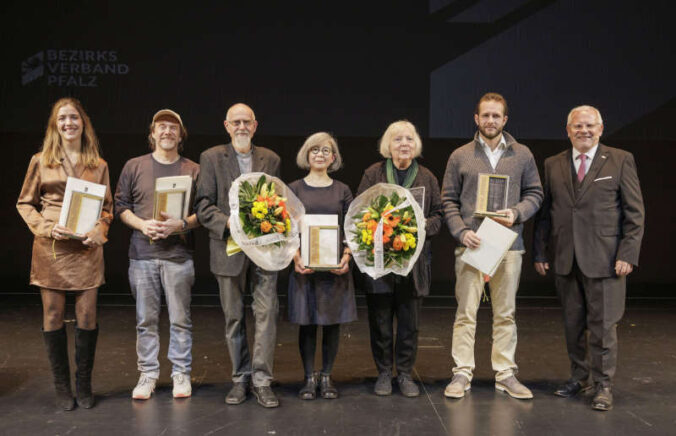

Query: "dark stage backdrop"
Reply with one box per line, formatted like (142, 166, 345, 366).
(1, 1, 674, 300)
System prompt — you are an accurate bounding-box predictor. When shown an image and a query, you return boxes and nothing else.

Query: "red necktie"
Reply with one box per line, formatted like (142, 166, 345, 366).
(577, 154, 587, 182)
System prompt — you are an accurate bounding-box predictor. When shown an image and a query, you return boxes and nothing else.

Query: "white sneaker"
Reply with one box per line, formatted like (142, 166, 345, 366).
(172, 373, 192, 398)
(132, 374, 157, 400)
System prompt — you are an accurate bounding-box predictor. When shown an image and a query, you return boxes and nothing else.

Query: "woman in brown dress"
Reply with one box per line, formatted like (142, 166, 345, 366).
(17, 97, 113, 410)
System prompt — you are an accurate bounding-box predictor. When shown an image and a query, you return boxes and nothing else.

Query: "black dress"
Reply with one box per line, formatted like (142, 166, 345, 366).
(287, 179, 358, 325)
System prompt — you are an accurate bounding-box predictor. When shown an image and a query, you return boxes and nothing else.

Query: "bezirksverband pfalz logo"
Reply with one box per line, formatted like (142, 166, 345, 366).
(21, 49, 129, 87)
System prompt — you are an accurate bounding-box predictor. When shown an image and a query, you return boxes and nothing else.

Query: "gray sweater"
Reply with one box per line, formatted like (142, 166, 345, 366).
(441, 131, 543, 250)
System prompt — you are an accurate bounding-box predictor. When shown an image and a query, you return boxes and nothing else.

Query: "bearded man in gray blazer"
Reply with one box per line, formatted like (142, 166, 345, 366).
(195, 103, 281, 408)
(533, 105, 645, 411)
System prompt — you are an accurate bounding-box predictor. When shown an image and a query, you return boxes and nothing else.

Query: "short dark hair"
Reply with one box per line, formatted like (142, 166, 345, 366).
(475, 92, 508, 116)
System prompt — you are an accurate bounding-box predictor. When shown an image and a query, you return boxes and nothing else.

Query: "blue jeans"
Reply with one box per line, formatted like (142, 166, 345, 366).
(129, 258, 194, 378)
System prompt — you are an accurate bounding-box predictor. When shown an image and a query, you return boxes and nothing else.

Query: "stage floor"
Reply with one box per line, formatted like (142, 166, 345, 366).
(0, 304, 673, 435)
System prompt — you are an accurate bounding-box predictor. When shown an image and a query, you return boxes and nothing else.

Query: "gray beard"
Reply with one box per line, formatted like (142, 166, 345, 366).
(233, 135, 251, 150)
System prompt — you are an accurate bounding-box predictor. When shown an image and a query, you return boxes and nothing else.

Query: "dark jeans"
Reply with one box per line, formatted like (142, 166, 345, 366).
(366, 278, 421, 376)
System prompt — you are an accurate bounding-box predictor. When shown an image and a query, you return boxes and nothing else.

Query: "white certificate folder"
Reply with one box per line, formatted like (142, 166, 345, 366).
(58, 176, 107, 239)
(460, 217, 517, 277)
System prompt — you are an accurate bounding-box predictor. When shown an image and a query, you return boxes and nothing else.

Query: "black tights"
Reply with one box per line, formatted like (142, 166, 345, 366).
(299, 324, 340, 377)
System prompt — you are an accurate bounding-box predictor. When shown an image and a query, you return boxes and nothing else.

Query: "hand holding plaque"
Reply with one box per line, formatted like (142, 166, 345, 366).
(153, 175, 192, 235)
(58, 177, 107, 240)
(473, 173, 510, 218)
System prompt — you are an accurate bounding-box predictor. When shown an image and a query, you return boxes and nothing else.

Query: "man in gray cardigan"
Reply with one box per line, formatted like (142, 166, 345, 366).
(441, 93, 543, 400)
(195, 103, 281, 408)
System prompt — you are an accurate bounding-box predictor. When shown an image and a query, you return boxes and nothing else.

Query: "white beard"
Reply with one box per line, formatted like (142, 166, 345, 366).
(233, 134, 251, 150)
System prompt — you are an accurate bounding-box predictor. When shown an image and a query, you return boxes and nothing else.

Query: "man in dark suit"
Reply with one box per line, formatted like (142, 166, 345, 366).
(533, 105, 645, 411)
(195, 103, 281, 408)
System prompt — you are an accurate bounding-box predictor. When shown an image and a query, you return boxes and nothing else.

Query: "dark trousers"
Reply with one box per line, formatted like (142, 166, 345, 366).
(366, 282, 421, 376)
(298, 324, 340, 377)
(555, 261, 626, 387)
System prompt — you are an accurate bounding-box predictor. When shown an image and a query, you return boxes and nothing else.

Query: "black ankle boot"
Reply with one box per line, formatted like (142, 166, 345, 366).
(75, 325, 98, 409)
(42, 326, 75, 411)
(299, 373, 318, 400)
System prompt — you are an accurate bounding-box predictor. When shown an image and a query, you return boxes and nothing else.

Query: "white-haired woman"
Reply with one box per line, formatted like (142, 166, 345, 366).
(17, 97, 113, 410)
(288, 132, 357, 400)
(356, 120, 443, 397)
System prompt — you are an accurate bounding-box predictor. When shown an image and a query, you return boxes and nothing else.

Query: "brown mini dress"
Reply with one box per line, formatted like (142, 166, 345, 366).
(16, 153, 113, 291)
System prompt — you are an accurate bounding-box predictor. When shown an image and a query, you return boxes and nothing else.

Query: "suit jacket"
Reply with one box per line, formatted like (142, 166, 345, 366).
(356, 160, 444, 296)
(195, 143, 280, 276)
(533, 144, 644, 278)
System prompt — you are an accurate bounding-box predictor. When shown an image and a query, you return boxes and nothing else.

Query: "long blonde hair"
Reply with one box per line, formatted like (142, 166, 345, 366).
(40, 97, 101, 168)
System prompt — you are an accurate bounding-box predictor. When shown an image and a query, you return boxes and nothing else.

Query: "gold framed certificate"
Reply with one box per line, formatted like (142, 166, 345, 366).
(153, 175, 192, 235)
(301, 214, 340, 270)
(307, 225, 341, 270)
(474, 173, 509, 218)
(58, 177, 107, 240)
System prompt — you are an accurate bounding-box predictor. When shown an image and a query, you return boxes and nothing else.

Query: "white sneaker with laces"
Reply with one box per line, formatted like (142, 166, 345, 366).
(172, 373, 192, 398)
(132, 374, 157, 400)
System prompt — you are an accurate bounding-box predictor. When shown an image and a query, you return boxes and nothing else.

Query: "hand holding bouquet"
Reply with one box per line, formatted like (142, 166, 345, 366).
(345, 183, 425, 279)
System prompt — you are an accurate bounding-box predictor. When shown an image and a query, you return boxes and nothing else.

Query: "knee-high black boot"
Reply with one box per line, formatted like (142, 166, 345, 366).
(42, 326, 75, 411)
(75, 325, 98, 409)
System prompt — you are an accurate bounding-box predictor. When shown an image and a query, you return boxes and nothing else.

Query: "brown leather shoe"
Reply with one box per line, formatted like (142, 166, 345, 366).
(252, 385, 279, 408)
(444, 374, 471, 399)
(591, 386, 613, 411)
(495, 376, 533, 400)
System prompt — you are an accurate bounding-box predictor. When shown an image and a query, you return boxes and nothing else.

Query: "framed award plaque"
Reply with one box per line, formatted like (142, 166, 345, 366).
(58, 177, 107, 240)
(474, 173, 509, 218)
(301, 214, 341, 270)
(153, 175, 192, 234)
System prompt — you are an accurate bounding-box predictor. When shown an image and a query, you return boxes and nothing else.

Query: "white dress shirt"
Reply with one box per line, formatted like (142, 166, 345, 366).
(478, 134, 507, 170)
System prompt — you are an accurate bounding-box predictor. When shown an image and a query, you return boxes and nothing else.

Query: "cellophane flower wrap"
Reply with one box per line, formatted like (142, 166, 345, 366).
(345, 183, 426, 279)
(228, 172, 305, 271)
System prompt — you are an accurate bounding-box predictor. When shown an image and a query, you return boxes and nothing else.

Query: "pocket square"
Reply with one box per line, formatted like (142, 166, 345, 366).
(594, 176, 612, 182)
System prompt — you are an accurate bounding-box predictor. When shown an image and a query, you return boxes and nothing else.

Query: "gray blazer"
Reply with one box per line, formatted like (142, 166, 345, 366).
(195, 143, 281, 276)
(533, 144, 645, 278)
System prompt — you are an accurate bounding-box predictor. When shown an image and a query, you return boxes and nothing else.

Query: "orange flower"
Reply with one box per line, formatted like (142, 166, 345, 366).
(257, 195, 265, 202)
(392, 235, 405, 251)
(383, 224, 394, 237)
(362, 212, 371, 222)
(367, 219, 378, 233)
(385, 214, 400, 227)
(282, 210, 289, 220)
(383, 235, 391, 244)
(260, 221, 272, 233)
(403, 217, 411, 224)
(274, 222, 286, 233)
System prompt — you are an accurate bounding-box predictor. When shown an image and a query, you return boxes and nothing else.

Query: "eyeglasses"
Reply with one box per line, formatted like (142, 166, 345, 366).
(570, 123, 600, 131)
(227, 119, 254, 127)
(309, 146, 332, 156)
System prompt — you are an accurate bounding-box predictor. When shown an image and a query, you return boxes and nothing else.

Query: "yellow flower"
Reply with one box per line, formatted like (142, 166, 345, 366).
(405, 233, 416, 250)
(285, 218, 291, 232)
(361, 229, 373, 245)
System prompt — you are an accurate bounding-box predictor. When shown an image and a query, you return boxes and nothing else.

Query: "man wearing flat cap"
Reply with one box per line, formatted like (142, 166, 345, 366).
(115, 109, 200, 400)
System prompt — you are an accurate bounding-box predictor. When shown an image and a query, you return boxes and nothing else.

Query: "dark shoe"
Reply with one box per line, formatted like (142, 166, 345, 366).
(591, 386, 613, 411)
(299, 374, 318, 400)
(74, 325, 98, 409)
(43, 327, 75, 411)
(374, 372, 392, 396)
(397, 373, 420, 397)
(319, 374, 338, 399)
(554, 379, 592, 398)
(252, 385, 279, 408)
(225, 382, 249, 405)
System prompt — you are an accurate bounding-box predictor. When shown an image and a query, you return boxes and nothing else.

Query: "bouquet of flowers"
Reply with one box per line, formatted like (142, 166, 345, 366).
(228, 173, 305, 271)
(345, 183, 426, 279)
